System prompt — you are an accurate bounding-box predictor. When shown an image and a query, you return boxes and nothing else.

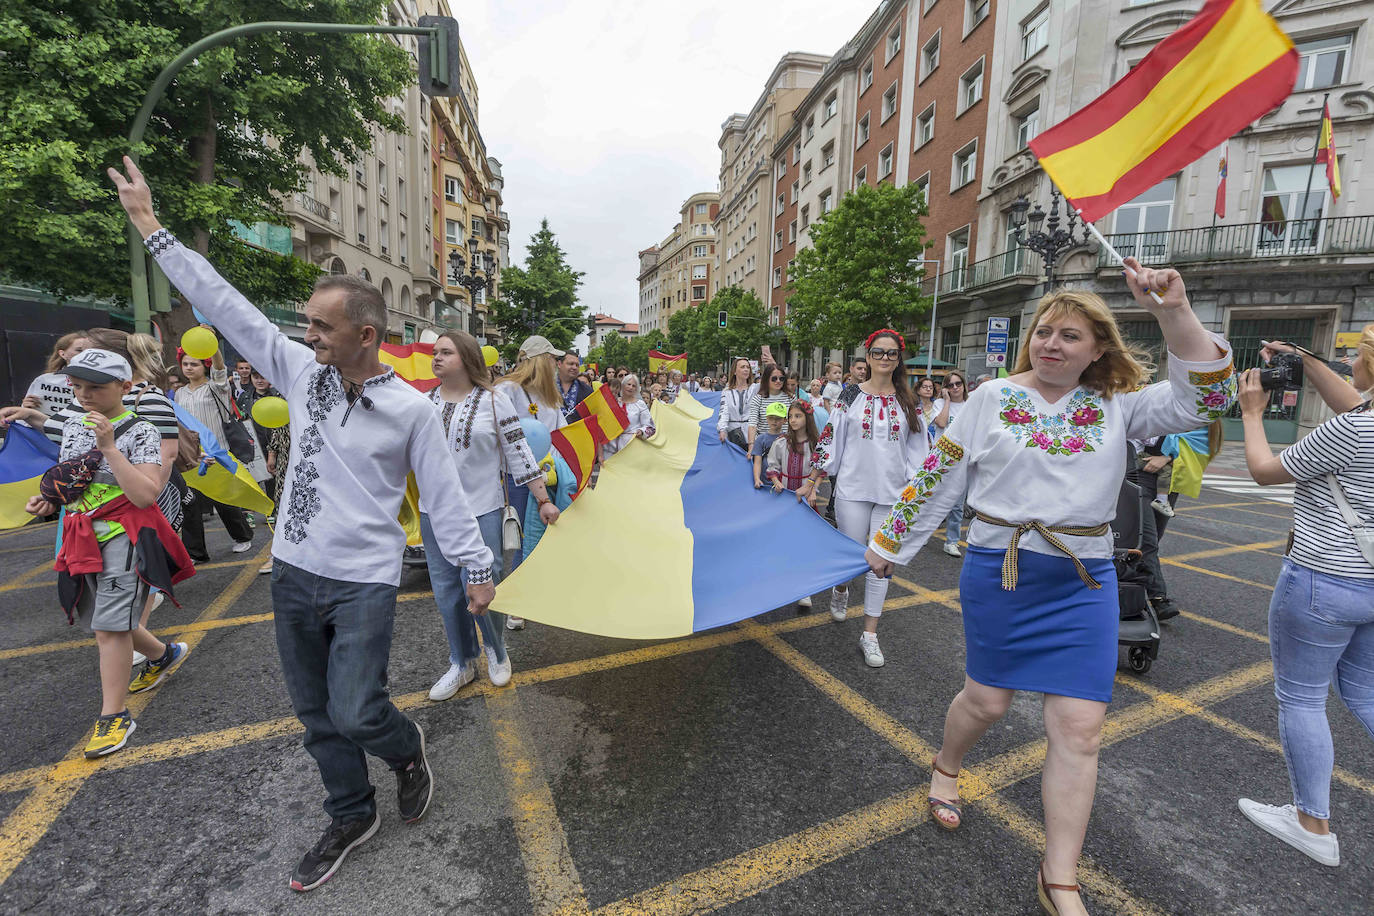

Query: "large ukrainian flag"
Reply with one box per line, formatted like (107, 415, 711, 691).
(0, 425, 59, 529)
(493, 391, 870, 638)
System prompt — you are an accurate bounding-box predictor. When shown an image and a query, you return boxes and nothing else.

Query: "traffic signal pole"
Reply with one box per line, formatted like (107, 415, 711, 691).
(125, 18, 459, 334)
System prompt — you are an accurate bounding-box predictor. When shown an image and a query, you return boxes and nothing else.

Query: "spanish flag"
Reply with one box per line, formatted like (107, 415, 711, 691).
(0, 425, 59, 529)
(551, 415, 605, 496)
(575, 382, 630, 443)
(648, 350, 687, 374)
(1029, 0, 1297, 223)
(379, 342, 438, 392)
(1316, 100, 1341, 199)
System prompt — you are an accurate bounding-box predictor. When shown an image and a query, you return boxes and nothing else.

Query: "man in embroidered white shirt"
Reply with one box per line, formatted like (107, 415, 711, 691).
(111, 158, 495, 893)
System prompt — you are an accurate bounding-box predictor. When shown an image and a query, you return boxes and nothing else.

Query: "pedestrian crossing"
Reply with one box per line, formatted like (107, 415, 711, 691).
(1201, 474, 1295, 505)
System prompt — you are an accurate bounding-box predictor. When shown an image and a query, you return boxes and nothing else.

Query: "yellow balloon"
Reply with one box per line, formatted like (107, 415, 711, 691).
(181, 326, 219, 360)
(250, 396, 290, 428)
(482, 345, 499, 367)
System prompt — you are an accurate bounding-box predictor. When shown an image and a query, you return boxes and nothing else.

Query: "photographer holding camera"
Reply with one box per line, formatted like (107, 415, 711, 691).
(1235, 327, 1374, 868)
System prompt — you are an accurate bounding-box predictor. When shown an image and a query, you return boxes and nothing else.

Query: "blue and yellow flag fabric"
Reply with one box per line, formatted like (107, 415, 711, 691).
(493, 390, 870, 639)
(0, 425, 60, 529)
(1162, 428, 1214, 498)
(172, 403, 274, 516)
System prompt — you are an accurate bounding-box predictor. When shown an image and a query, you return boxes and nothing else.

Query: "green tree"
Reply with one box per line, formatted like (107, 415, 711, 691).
(626, 329, 666, 374)
(490, 219, 589, 360)
(0, 0, 413, 329)
(697, 287, 772, 375)
(784, 182, 933, 351)
(665, 307, 694, 358)
(599, 329, 631, 369)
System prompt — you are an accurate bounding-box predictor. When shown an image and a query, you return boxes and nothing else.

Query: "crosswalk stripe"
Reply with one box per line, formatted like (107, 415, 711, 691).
(1200, 474, 1294, 505)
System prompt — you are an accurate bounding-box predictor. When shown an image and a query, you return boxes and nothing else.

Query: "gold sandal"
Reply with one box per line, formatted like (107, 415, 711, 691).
(1037, 863, 1080, 915)
(927, 755, 962, 830)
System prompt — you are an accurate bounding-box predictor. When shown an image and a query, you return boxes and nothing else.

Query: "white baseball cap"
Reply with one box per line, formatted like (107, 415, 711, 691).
(518, 335, 565, 359)
(65, 348, 132, 384)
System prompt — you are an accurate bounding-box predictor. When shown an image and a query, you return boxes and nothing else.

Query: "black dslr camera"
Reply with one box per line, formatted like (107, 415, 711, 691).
(1258, 352, 1304, 392)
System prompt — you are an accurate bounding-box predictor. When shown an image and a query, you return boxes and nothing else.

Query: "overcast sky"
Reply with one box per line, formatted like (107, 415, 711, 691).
(456, 1, 867, 344)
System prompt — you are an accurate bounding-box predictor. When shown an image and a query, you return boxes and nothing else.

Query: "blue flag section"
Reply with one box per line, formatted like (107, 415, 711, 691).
(170, 402, 274, 516)
(0, 425, 60, 529)
(493, 390, 870, 639)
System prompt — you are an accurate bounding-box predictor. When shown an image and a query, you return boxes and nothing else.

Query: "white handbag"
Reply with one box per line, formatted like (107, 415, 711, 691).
(493, 390, 524, 552)
(1325, 473, 1374, 567)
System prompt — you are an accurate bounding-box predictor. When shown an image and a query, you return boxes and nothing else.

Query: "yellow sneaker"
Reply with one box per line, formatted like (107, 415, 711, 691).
(84, 711, 136, 759)
(128, 641, 188, 694)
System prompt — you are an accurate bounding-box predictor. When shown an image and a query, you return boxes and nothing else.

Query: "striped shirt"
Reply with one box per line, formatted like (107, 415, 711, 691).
(1279, 405, 1374, 579)
(747, 392, 794, 432)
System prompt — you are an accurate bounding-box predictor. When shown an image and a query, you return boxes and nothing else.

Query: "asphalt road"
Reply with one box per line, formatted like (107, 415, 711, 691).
(0, 480, 1369, 915)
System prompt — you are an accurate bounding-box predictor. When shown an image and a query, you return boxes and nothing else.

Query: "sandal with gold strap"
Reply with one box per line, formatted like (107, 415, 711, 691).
(927, 755, 962, 830)
(1037, 863, 1080, 915)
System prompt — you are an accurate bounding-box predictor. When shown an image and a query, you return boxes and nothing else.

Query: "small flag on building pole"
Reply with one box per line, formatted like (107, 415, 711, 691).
(1316, 99, 1342, 200)
(1214, 147, 1228, 220)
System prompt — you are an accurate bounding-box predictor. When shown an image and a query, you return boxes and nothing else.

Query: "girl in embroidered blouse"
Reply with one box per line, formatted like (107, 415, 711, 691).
(865, 261, 1235, 916)
(423, 331, 559, 699)
(811, 330, 928, 670)
(767, 401, 822, 506)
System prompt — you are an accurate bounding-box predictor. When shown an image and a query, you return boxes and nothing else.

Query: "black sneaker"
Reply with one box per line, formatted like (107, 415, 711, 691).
(396, 721, 433, 823)
(289, 810, 379, 892)
(1151, 596, 1180, 621)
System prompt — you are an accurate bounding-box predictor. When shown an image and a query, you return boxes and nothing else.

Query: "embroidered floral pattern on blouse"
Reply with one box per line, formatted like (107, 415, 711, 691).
(1189, 365, 1237, 421)
(297, 424, 324, 459)
(873, 434, 964, 554)
(859, 394, 901, 441)
(997, 388, 1107, 456)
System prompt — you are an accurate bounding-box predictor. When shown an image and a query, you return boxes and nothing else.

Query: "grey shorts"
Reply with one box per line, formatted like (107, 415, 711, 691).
(75, 534, 149, 633)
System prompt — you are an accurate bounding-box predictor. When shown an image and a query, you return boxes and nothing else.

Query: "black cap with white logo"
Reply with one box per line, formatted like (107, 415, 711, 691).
(65, 348, 133, 384)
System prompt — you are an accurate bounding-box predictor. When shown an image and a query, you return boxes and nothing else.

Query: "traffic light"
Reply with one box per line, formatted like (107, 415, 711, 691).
(718, 311, 728, 328)
(417, 16, 461, 97)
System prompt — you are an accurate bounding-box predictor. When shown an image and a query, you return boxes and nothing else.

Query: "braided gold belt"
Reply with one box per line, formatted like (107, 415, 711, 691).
(970, 509, 1110, 591)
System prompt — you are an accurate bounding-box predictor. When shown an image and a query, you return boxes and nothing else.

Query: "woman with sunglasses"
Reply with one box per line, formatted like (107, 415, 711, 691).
(936, 371, 970, 557)
(810, 330, 927, 668)
(746, 363, 793, 450)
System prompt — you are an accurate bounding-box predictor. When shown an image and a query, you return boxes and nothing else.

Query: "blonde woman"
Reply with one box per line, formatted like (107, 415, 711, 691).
(866, 261, 1235, 915)
(606, 374, 654, 456)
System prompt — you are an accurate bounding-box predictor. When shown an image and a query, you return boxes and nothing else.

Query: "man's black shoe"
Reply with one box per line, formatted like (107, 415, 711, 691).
(1151, 596, 1180, 621)
(396, 721, 434, 823)
(289, 810, 379, 892)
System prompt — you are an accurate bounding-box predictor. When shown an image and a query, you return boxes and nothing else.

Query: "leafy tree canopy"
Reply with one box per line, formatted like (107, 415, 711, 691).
(490, 219, 589, 360)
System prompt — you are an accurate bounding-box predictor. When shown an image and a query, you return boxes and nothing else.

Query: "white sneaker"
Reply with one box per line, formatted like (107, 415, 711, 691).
(859, 632, 885, 668)
(943, 541, 962, 557)
(829, 588, 849, 622)
(131, 651, 147, 667)
(797, 595, 813, 609)
(1238, 799, 1340, 866)
(484, 645, 512, 688)
(428, 662, 475, 701)
(506, 616, 525, 631)
(1151, 498, 1175, 518)
(232, 541, 253, 553)
(259, 559, 273, 575)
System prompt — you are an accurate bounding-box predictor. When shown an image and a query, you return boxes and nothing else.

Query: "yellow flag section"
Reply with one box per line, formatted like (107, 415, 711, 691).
(492, 393, 711, 638)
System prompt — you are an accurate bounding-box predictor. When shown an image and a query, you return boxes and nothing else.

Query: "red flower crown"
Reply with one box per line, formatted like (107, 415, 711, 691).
(794, 399, 814, 415)
(864, 328, 906, 350)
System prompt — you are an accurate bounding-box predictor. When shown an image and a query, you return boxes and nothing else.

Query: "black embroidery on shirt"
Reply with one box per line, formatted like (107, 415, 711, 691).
(283, 461, 322, 544)
(143, 228, 176, 255)
(298, 424, 324, 458)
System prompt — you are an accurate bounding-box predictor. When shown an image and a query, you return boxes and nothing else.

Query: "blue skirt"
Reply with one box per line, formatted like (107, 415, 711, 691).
(959, 545, 1119, 703)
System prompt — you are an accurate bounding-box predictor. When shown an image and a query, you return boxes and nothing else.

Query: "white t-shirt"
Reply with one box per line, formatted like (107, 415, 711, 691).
(26, 372, 74, 417)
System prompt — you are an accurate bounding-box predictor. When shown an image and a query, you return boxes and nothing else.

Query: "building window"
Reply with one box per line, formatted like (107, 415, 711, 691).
(692, 286, 706, 300)
(801, 204, 811, 228)
(791, 179, 800, 202)
(773, 267, 783, 289)
(952, 140, 977, 189)
(1295, 35, 1351, 91)
(693, 244, 708, 257)
(960, 60, 984, 112)
(882, 83, 898, 122)
(805, 117, 815, 142)
(924, 0, 938, 10)
(692, 264, 708, 280)
(776, 193, 786, 215)
(793, 141, 801, 163)
(789, 219, 797, 242)
(471, 217, 482, 236)
(695, 224, 710, 237)
(823, 93, 838, 123)
(695, 202, 709, 215)
(886, 24, 901, 62)
(803, 160, 813, 186)
(914, 172, 931, 203)
(821, 142, 835, 171)
(966, 0, 989, 31)
(941, 324, 961, 366)
(921, 31, 941, 80)
(774, 230, 783, 251)
(1112, 177, 1176, 260)
(916, 104, 936, 148)
(819, 189, 834, 215)
(1014, 103, 1041, 150)
(857, 113, 871, 147)
(879, 143, 894, 179)
(860, 61, 874, 94)
(445, 219, 461, 244)
(948, 228, 970, 287)
(443, 176, 460, 203)
(1022, 7, 1049, 62)
(855, 166, 868, 187)
(1259, 164, 1329, 254)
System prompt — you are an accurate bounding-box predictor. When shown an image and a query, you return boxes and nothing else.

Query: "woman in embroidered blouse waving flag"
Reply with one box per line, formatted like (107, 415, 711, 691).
(811, 329, 929, 668)
(865, 260, 1235, 916)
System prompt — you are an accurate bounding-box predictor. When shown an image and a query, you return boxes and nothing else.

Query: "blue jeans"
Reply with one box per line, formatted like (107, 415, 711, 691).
(271, 560, 420, 822)
(1269, 560, 1374, 820)
(944, 498, 965, 546)
(419, 510, 507, 666)
(505, 476, 530, 571)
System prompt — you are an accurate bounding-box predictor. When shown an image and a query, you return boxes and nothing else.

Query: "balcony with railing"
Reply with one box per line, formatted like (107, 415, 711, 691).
(293, 193, 340, 234)
(923, 246, 1041, 297)
(1098, 215, 1374, 268)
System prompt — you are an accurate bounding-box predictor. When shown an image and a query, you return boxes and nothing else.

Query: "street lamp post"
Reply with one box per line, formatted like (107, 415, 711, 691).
(907, 257, 940, 378)
(1008, 188, 1088, 288)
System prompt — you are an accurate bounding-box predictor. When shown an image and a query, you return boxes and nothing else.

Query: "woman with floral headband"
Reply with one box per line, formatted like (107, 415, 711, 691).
(864, 261, 1235, 916)
(809, 328, 928, 668)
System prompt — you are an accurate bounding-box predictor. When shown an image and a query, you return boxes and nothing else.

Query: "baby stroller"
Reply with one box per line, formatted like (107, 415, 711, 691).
(1112, 473, 1161, 674)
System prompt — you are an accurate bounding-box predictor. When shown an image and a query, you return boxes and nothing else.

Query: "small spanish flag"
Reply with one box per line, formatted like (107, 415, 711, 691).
(648, 350, 687, 374)
(1316, 100, 1341, 200)
(551, 415, 605, 496)
(1030, 0, 1297, 223)
(575, 383, 630, 442)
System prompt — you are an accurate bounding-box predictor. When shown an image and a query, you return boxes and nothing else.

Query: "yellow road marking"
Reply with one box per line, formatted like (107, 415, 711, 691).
(0, 543, 48, 556)
(0, 559, 55, 594)
(1175, 500, 1266, 512)
(0, 545, 270, 887)
(1162, 559, 1274, 591)
(1163, 528, 1284, 556)
(1177, 513, 1290, 536)
(1177, 610, 1269, 643)
(1167, 540, 1287, 563)
(487, 688, 590, 916)
(0, 554, 268, 594)
(0, 522, 55, 541)
(0, 612, 277, 662)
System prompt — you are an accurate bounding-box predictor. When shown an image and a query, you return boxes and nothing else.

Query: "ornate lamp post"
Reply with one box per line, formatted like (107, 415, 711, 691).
(1009, 189, 1088, 287)
(447, 238, 496, 336)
